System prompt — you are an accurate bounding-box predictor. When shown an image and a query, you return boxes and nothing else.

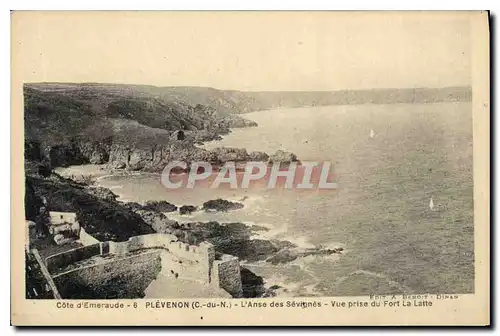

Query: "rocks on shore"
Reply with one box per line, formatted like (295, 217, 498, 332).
(26, 136, 300, 176)
(84, 186, 118, 202)
(122, 202, 143, 212)
(209, 147, 270, 164)
(142, 200, 178, 213)
(240, 267, 266, 298)
(222, 115, 258, 128)
(266, 247, 344, 264)
(179, 205, 197, 215)
(210, 147, 249, 163)
(268, 149, 299, 164)
(202, 199, 244, 212)
(134, 210, 179, 234)
(248, 151, 269, 161)
(109, 161, 126, 169)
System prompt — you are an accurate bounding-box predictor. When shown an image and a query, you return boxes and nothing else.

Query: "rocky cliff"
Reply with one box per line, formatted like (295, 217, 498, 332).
(24, 83, 263, 170)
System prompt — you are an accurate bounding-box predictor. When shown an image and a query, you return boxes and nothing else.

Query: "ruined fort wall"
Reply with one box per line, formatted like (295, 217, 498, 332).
(53, 250, 162, 299)
(44, 234, 240, 297)
(108, 234, 214, 269)
(213, 255, 243, 298)
(45, 243, 101, 273)
(160, 250, 209, 283)
(78, 227, 100, 245)
(94, 234, 216, 285)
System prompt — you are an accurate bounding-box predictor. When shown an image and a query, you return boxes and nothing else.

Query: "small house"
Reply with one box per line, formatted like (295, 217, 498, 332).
(48, 212, 81, 245)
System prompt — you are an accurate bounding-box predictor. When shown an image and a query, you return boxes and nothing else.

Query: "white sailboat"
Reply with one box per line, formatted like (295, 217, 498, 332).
(429, 198, 434, 211)
(370, 129, 375, 138)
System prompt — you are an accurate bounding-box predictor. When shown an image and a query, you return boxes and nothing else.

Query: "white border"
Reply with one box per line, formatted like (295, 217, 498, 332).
(3, 1, 495, 10)
(3, 1, 496, 335)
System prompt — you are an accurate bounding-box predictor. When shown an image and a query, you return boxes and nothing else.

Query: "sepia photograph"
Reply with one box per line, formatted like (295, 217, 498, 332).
(10, 10, 490, 326)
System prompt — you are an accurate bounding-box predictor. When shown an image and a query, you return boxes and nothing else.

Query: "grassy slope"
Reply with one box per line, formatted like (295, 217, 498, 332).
(24, 84, 222, 146)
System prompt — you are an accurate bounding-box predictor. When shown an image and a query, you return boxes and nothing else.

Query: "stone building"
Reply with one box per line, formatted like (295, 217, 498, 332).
(47, 212, 81, 245)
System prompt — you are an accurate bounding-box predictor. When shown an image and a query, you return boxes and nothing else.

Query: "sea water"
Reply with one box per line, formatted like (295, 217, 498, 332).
(98, 102, 474, 296)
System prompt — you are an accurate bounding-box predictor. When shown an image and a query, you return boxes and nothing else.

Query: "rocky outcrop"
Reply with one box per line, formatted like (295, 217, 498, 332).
(128, 148, 152, 171)
(189, 130, 223, 145)
(134, 210, 179, 234)
(240, 267, 266, 298)
(27, 136, 298, 174)
(84, 186, 117, 202)
(268, 150, 299, 164)
(210, 147, 249, 163)
(202, 199, 244, 212)
(76, 140, 111, 165)
(109, 161, 126, 169)
(222, 115, 258, 128)
(108, 144, 130, 167)
(265, 247, 343, 264)
(46, 143, 87, 168)
(221, 239, 278, 262)
(248, 151, 269, 161)
(208, 148, 270, 164)
(142, 200, 178, 213)
(121, 202, 143, 212)
(179, 205, 197, 215)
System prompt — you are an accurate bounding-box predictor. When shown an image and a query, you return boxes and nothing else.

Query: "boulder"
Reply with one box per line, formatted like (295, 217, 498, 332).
(268, 150, 298, 164)
(262, 285, 287, 298)
(202, 199, 244, 212)
(46, 143, 86, 167)
(223, 115, 258, 128)
(142, 200, 178, 213)
(110, 161, 126, 169)
(210, 147, 249, 163)
(84, 186, 117, 202)
(248, 151, 269, 161)
(77, 140, 110, 164)
(265, 248, 302, 264)
(134, 210, 178, 234)
(179, 205, 197, 215)
(108, 144, 130, 166)
(128, 148, 152, 171)
(122, 202, 143, 211)
(240, 267, 265, 298)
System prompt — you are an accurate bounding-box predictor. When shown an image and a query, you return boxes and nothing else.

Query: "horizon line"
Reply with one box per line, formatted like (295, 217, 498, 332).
(23, 82, 473, 93)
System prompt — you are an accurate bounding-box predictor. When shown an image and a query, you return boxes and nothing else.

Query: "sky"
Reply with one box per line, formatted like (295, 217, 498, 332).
(12, 11, 472, 91)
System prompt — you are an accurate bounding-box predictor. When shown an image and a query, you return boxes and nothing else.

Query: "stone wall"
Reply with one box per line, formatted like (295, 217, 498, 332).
(53, 250, 162, 299)
(107, 234, 215, 284)
(78, 227, 100, 245)
(108, 233, 177, 255)
(213, 254, 243, 298)
(43, 233, 242, 297)
(45, 243, 101, 273)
